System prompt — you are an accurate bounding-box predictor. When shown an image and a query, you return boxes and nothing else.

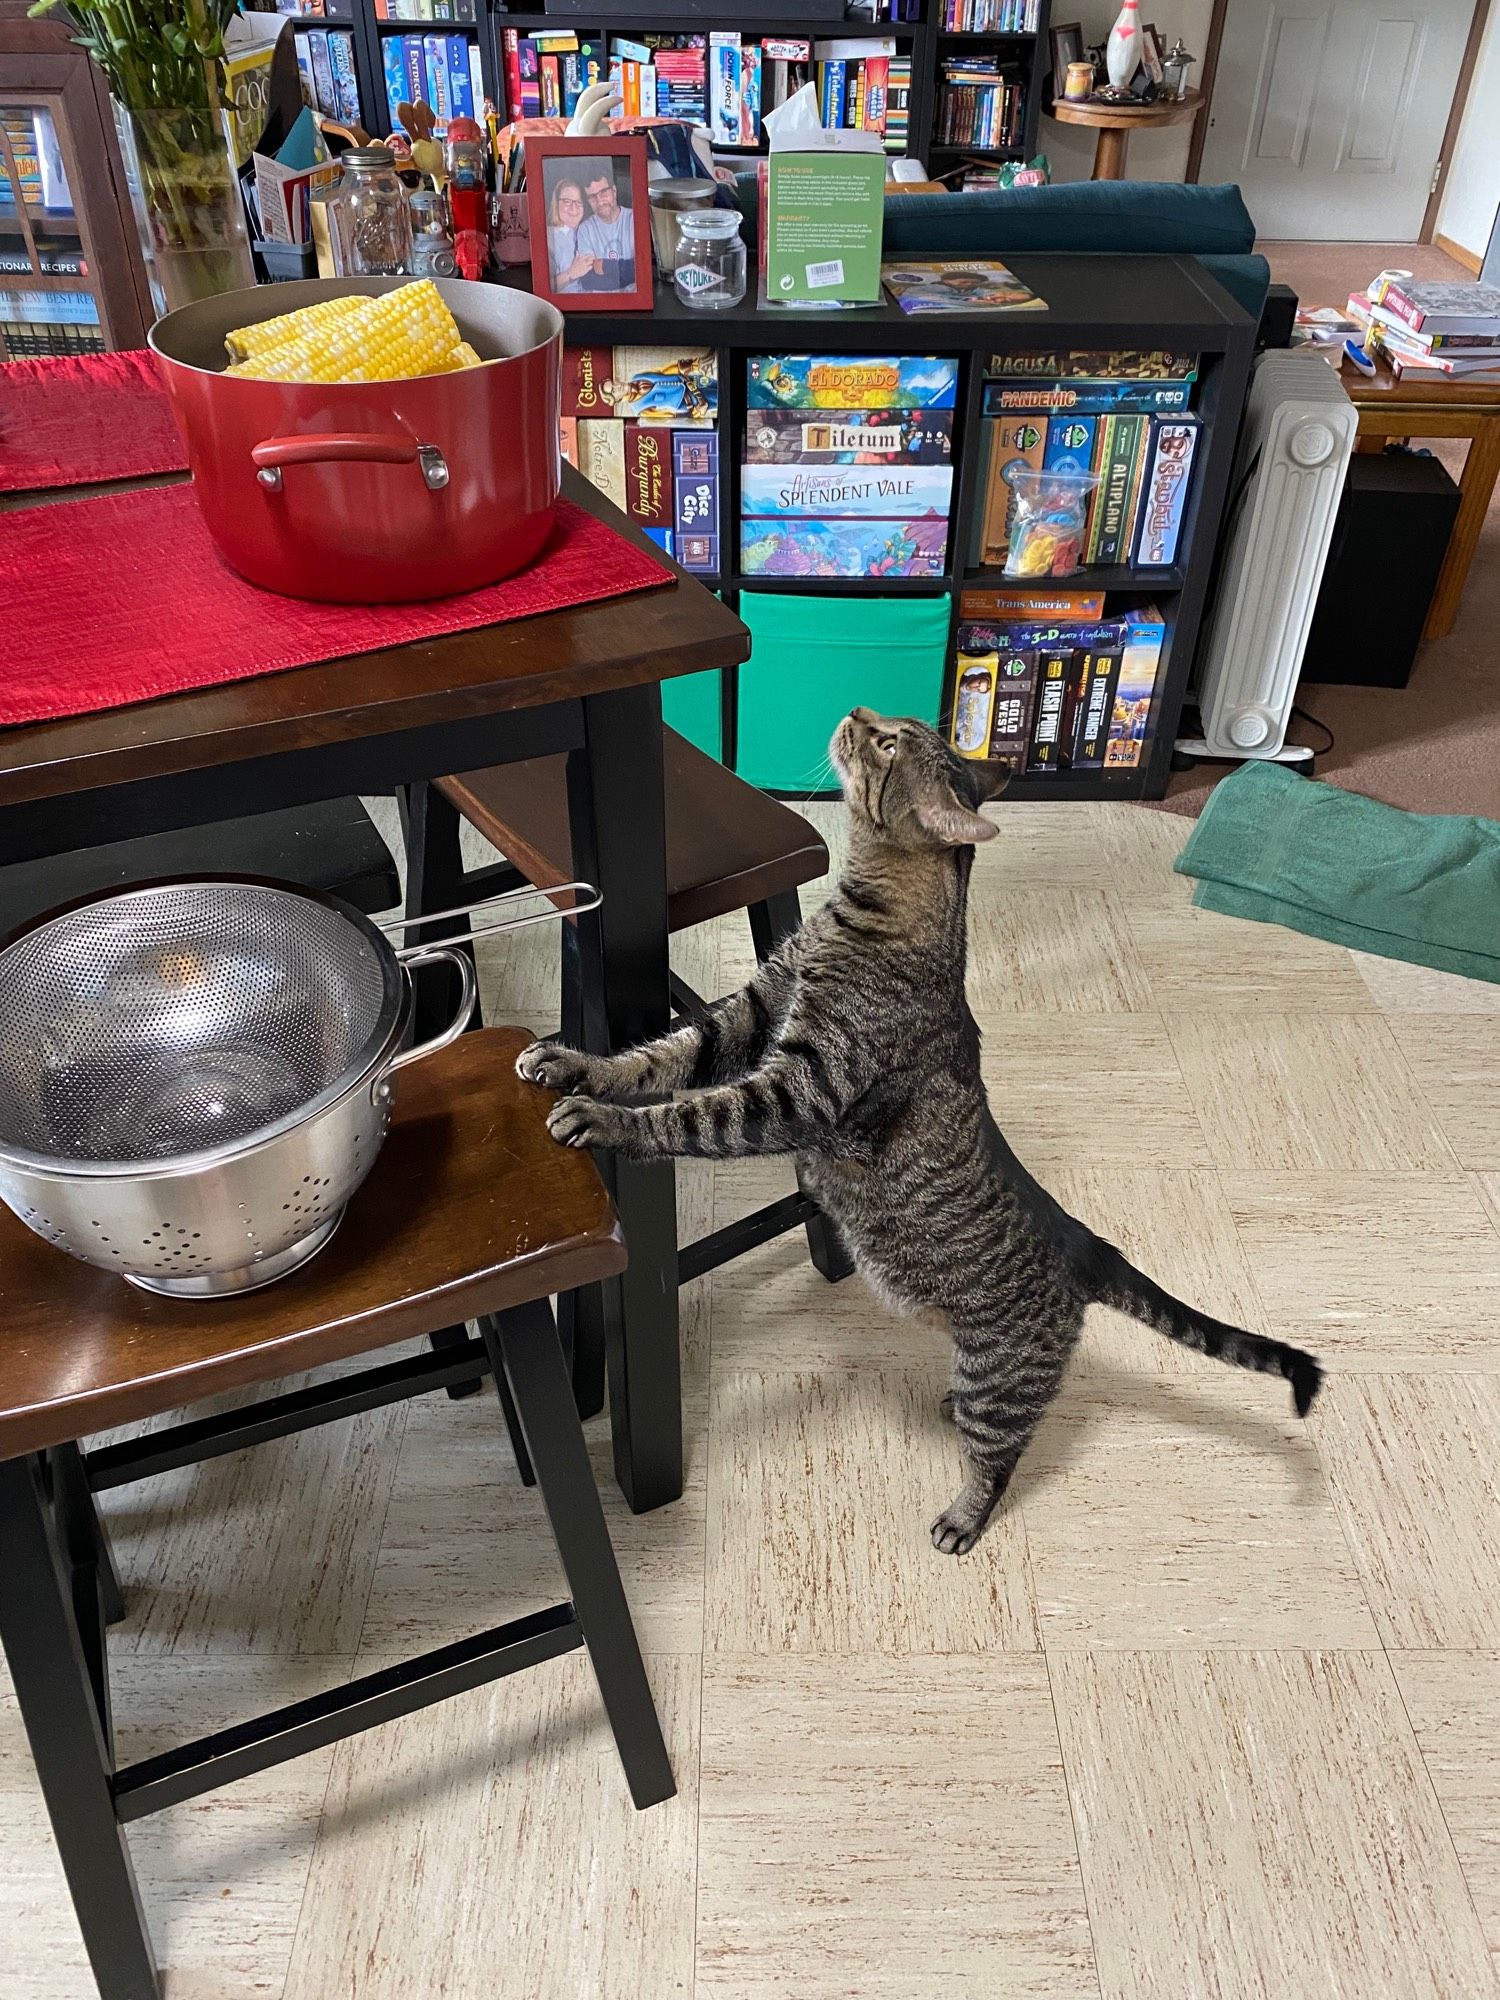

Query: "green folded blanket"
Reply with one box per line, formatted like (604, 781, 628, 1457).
(1173, 763, 1500, 985)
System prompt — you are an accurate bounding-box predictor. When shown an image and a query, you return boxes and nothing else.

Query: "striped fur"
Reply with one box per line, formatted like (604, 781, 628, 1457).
(520, 708, 1324, 1555)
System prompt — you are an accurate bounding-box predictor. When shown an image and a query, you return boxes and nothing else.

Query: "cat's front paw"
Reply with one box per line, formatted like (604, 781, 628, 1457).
(930, 1505, 986, 1557)
(517, 1041, 596, 1094)
(547, 1094, 626, 1151)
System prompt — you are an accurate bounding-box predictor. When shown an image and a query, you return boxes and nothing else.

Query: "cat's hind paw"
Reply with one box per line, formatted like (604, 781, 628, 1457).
(517, 1041, 596, 1094)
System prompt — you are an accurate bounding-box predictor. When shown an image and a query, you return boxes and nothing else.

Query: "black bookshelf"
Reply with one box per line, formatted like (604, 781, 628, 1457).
(495, 252, 1257, 800)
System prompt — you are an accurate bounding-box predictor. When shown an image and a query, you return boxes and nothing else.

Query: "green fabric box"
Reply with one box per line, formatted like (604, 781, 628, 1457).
(661, 668, 723, 761)
(736, 592, 952, 792)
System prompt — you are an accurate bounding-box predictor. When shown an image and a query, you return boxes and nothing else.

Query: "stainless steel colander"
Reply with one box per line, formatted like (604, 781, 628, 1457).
(0, 875, 596, 1298)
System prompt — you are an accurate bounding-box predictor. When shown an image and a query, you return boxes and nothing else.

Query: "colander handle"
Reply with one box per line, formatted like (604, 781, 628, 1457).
(388, 943, 478, 1075)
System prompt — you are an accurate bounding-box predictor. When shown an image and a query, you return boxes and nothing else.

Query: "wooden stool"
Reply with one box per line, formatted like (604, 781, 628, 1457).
(0, 1028, 673, 2000)
(408, 732, 854, 1415)
(0, 799, 399, 940)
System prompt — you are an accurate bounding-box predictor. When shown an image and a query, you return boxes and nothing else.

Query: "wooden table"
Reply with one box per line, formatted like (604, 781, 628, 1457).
(0, 466, 749, 1514)
(1340, 358, 1500, 640)
(1048, 89, 1204, 180)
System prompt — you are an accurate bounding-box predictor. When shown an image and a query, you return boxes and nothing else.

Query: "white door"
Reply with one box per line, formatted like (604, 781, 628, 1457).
(1197, 0, 1476, 239)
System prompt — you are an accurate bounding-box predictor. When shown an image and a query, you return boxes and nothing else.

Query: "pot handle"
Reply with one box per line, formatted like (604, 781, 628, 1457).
(387, 943, 478, 1076)
(251, 433, 450, 492)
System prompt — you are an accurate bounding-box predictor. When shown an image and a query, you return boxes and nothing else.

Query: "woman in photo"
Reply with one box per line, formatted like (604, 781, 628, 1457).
(546, 177, 598, 294)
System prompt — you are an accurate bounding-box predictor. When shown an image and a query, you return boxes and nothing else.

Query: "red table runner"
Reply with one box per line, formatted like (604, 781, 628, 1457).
(1, 486, 674, 727)
(0, 350, 189, 493)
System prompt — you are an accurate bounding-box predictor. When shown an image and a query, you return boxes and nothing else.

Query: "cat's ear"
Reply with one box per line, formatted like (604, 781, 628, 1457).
(971, 759, 1010, 804)
(916, 788, 999, 846)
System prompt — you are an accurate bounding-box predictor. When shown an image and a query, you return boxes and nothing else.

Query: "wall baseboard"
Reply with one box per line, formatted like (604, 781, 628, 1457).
(1435, 231, 1484, 275)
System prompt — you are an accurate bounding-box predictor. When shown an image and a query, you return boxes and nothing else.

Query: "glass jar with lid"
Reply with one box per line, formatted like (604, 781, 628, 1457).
(338, 145, 413, 277)
(407, 189, 456, 277)
(672, 208, 746, 311)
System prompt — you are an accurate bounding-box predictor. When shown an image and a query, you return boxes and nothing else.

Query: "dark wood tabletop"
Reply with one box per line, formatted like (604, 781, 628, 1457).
(0, 467, 750, 813)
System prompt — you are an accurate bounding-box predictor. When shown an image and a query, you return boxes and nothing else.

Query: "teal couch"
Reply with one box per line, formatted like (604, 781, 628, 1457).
(731, 177, 1268, 320)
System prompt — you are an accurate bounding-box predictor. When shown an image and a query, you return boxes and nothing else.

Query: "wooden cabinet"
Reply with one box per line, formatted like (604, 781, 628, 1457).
(0, 3, 152, 356)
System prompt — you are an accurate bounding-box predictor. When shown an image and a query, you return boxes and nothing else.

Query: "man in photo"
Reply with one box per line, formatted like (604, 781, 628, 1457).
(575, 162, 635, 291)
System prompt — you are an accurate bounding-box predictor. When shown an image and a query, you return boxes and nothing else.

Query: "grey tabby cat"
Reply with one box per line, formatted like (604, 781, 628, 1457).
(519, 707, 1323, 1556)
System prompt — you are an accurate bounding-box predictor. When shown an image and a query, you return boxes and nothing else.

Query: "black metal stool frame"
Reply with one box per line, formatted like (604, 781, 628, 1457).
(0, 1299, 674, 2000)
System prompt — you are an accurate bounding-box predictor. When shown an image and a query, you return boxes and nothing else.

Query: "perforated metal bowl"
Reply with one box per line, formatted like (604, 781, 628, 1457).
(0, 879, 474, 1297)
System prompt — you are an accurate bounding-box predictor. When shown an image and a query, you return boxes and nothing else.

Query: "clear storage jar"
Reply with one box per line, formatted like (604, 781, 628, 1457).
(339, 145, 413, 277)
(673, 209, 746, 311)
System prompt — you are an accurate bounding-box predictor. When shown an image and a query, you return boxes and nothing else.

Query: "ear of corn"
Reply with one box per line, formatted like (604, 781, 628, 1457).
(221, 282, 484, 384)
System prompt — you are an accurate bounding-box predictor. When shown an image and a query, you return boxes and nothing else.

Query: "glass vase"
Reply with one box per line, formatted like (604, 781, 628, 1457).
(113, 100, 255, 317)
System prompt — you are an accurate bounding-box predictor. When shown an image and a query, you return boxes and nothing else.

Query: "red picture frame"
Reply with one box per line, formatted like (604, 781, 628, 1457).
(525, 133, 654, 313)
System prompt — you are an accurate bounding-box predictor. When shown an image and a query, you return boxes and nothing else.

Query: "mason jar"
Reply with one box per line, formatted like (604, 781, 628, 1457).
(339, 145, 413, 277)
(673, 209, 746, 311)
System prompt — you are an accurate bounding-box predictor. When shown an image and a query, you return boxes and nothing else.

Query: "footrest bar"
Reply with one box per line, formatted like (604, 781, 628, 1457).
(677, 1191, 819, 1285)
(86, 1341, 492, 1491)
(112, 1602, 582, 1821)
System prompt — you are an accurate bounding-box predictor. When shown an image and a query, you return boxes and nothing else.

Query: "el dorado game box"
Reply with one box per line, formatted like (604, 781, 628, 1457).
(746, 354, 959, 411)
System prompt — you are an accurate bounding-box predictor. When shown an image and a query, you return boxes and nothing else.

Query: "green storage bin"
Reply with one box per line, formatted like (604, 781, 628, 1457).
(736, 592, 952, 792)
(661, 667, 723, 761)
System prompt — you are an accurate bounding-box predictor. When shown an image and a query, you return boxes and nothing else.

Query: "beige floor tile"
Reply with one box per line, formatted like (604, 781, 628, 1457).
(1388, 1015, 1500, 1169)
(1390, 1651, 1500, 1970)
(1316, 1374, 1500, 1648)
(1226, 1172, 1500, 1370)
(1050, 1649, 1499, 2000)
(100, 1384, 408, 1655)
(706, 1368, 1039, 1653)
(1050, 1165, 1266, 1377)
(973, 800, 1129, 887)
(1166, 1013, 1458, 1171)
(361, 1361, 707, 1658)
(1354, 951, 1500, 1015)
(978, 1012, 1213, 1169)
(1022, 1372, 1377, 1648)
(1101, 798, 1197, 907)
(1, 1655, 349, 2000)
(968, 887, 1154, 1013)
(1477, 1172, 1500, 1237)
(696, 1653, 1096, 1999)
(280, 1653, 698, 2000)
(1132, 897, 1372, 1012)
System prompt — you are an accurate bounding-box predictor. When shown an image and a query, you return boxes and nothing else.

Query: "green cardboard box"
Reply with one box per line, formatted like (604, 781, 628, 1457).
(764, 152, 887, 307)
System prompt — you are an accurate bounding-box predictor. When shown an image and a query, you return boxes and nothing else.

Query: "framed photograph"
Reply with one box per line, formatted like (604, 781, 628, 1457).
(1049, 21, 1085, 96)
(525, 134, 653, 312)
(1140, 24, 1166, 87)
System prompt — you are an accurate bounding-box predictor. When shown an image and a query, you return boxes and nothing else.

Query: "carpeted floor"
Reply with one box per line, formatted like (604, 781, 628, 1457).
(1156, 240, 1500, 823)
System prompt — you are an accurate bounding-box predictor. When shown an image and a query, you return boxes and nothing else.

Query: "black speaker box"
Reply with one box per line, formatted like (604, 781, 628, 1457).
(1301, 452, 1460, 689)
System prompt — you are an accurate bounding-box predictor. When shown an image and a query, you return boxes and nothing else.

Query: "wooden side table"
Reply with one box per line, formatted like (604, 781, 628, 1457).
(1049, 89, 1203, 180)
(1340, 359, 1500, 641)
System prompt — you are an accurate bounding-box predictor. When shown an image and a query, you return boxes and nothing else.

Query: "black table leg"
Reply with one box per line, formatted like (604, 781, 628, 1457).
(478, 1304, 674, 1809)
(558, 918, 608, 1421)
(566, 686, 682, 1513)
(0, 1453, 158, 2000)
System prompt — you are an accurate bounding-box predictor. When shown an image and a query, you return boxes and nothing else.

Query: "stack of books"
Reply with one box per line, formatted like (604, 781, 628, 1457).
(378, 32, 480, 126)
(371, 0, 477, 21)
(701, 34, 910, 152)
(297, 28, 364, 125)
(942, 0, 1041, 27)
(974, 351, 1201, 571)
(949, 588, 1166, 774)
(500, 29, 602, 119)
(935, 58, 1024, 150)
(0, 110, 43, 209)
(1347, 277, 1500, 383)
(0, 287, 104, 357)
(740, 354, 958, 580)
(560, 345, 719, 576)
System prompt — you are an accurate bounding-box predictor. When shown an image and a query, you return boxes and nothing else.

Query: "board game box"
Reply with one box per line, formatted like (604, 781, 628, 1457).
(1131, 417, 1200, 567)
(741, 514, 949, 579)
(881, 260, 1045, 315)
(743, 407, 954, 465)
(986, 349, 1198, 381)
(739, 464, 954, 520)
(983, 378, 1193, 417)
(601, 347, 718, 425)
(623, 425, 672, 527)
(746, 353, 959, 410)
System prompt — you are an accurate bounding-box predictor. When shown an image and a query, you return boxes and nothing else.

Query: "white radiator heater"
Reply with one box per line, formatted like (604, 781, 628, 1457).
(1177, 353, 1357, 766)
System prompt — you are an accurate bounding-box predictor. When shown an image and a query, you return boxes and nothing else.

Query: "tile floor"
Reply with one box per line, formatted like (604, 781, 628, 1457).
(4, 799, 1499, 1998)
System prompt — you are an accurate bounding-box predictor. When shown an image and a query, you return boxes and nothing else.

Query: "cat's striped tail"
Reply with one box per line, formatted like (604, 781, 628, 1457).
(1092, 1246, 1323, 1418)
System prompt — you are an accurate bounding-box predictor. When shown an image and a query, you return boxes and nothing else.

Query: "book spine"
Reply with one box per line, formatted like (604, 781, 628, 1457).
(624, 424, 673, 526)
(710, 32, 740, 146)
(1071, 647, 1122, 767)
(740, 43, 760, 143)
(447, 36, 474, 120)
(402, 34, 426, 112)
(1375, 282, 1427, 332)
(423, 34, 450, 120)
(578, 419, 627, 515)
(329, 31, 361, 124)
(1026, 651, 1073, 770)
(501, 27, 522, 118)
(540, 51, 561, 116)
(864, 56, 888, 134)
(307, 32, 337, 117)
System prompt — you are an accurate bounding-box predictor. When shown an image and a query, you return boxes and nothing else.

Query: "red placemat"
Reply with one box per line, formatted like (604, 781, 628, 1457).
(0, 350, 188, 493)
(2, 486, 674, 727)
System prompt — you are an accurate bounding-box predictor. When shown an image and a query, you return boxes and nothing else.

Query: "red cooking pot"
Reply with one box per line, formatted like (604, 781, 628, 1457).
(150, 278, 564, 603)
